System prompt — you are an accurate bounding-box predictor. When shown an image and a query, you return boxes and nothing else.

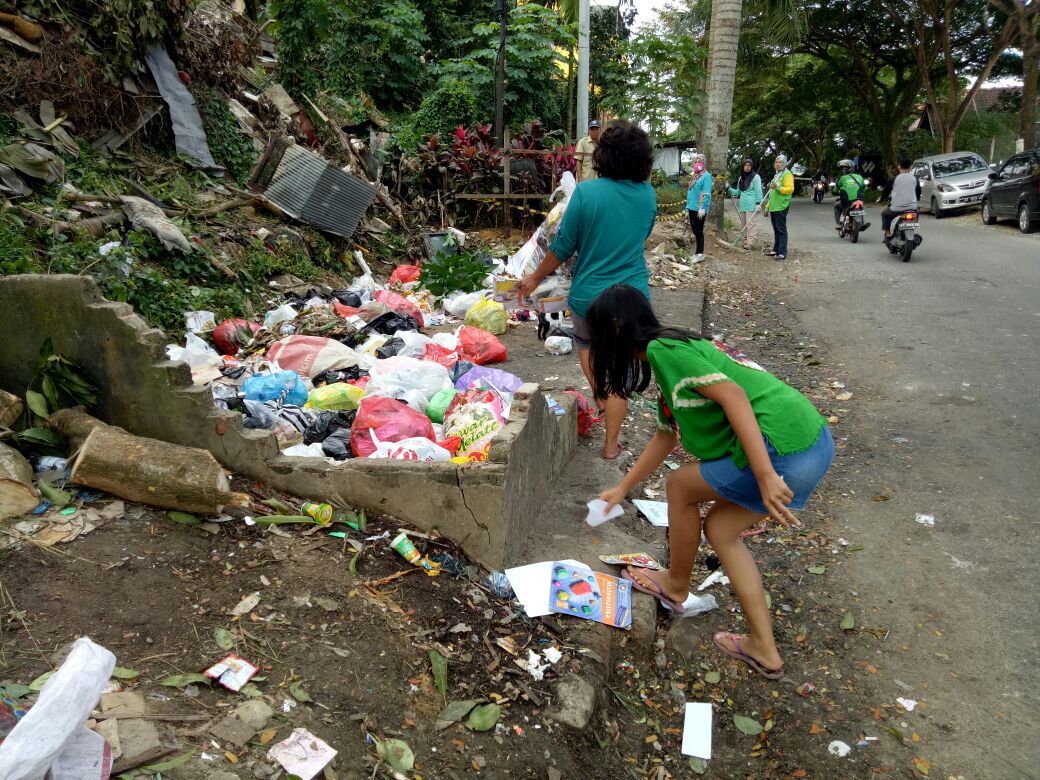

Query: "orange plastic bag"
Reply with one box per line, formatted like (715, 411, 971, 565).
(390, 265, 421, 285)
(458, 325, 507, 365)
(375, 290, 425, 328)
(350, 397, 435, 458)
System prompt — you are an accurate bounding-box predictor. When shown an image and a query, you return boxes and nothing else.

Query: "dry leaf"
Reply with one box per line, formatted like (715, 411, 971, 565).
(259, 729, 277, 745)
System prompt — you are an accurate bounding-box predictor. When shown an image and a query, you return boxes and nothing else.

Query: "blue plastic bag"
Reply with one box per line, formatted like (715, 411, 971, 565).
(242, 370, 308, 406)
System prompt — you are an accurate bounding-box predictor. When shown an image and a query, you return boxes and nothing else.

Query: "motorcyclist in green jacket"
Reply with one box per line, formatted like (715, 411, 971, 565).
(833, 159, 871, 232)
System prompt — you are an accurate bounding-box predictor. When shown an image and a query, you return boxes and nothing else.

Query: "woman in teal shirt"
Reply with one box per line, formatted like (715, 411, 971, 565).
(728, 158, 762, 250)
(686, 155, 712, 262)
(518, 120, 656, 460)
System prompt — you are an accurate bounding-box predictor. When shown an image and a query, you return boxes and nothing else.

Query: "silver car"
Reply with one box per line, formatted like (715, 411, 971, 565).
(911, 152, 991, 218)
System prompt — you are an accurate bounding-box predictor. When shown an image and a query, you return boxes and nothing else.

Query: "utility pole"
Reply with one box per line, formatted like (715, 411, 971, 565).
(495, 0, 509, 147)
(576, 0, 590, 137)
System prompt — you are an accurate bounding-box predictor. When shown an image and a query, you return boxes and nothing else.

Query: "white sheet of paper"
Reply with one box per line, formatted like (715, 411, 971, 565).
(504, 559, 588, 617)
(585, 499, 623, 527)
(681, 702, 713, 759)
(632, 499, 669, 527)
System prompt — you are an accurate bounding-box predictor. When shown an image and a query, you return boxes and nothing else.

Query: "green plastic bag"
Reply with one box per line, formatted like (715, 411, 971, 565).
(464, 298, 508, 335)
(426, 388, 459, 424)
(306, 382, 364, 411)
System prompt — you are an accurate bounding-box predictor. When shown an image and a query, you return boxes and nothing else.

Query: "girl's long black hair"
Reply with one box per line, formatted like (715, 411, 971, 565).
(585, 285, 704, 399)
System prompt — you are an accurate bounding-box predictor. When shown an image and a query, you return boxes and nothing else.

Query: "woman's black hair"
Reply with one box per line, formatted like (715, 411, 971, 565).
(585, 285, 704, 399)
(592, 120, 654, 182)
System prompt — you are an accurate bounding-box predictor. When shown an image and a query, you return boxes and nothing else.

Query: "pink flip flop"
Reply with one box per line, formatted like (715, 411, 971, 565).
(622, 566, 686, 614)
(713, 631, 784, 680)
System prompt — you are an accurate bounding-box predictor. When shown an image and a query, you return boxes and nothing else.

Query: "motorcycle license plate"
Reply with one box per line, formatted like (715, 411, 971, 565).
(849, 209, 864, 216)
(902, 221, 919, 230)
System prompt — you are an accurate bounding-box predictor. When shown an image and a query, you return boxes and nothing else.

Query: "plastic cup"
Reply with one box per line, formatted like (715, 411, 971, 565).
(390, 532, 421, 564)
(301, 502, 333, 525)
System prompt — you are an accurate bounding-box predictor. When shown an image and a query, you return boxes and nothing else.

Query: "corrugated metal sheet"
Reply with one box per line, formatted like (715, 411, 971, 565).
(263, 144, 375, 239)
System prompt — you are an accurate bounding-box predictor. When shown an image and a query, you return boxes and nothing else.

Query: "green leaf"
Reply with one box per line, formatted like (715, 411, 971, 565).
(141, 750, 195, 771)
(436, 699, 480, 724)
(112, 667, 140, 680)
(167, 511, 200, 525)
(840, 611, 855, 631)
(429, 649, 448, 704)
(0, 681, 32, 698)
(159, 673, 211, 688)
(37, 481, 73, 507)
(348, 548, 361, 576)
(807, 565, 827, 575)
(764, 592, 772, 609)
(465, 702, 501, 731)
(688, 757, 708, 774)
(14, 427, 63, 449)
(29, 671, 53, 692)
(704, 671, 721, 685)
(288, 680, 312, 702)
(214, 627, 234, 650)
(733, 714, 763, 735)
(377, 737, 414, 773)
(239, 683, 263, 697)
(41, 375, 59, 413)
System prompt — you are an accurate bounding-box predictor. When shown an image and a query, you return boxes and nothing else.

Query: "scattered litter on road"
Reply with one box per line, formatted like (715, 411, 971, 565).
(599, 553, 662, 570)
(585, 498, 623, 527)
(914, 513, 936, 527)
(631, 499, 670, 527)
(681, 702, 712, 759)
(267, 728, 337, 780)
(828, 740, 851, 757)
(697, 570, 730, 591)
(204, 655, 259, 692)
(896, 697, 917, 712)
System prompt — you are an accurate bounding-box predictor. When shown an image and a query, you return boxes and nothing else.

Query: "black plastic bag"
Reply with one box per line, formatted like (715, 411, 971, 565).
(375, 337, 405, 359)
(331, 289, 363, 308)
(322, 428, 354, 459)
(303, 410, 357, 445)
(451, 360, 475, 383)
(313, 366, 366, 386)
(347, 311, 420, 346)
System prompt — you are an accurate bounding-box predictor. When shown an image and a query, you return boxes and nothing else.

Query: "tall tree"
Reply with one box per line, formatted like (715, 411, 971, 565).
(701, 0, 743, 229)
(883, 0, 1016, 152)
(989, 0, 1040, 147)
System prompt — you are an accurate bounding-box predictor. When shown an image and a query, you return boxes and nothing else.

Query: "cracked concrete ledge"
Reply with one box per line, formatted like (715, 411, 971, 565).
(0, 275, 577, 570)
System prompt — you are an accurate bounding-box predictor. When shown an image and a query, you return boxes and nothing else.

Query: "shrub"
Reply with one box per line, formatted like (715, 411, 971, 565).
(411, 80, 481, 144)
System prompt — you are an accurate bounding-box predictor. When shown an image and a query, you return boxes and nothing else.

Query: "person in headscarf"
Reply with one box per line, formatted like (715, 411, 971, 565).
(728, 159, 763, 250)
(685, 154, 712, 262)
(763, 154, 795, 260)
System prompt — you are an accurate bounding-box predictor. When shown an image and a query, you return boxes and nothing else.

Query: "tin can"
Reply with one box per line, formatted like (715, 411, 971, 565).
(301, 501, 333, 525)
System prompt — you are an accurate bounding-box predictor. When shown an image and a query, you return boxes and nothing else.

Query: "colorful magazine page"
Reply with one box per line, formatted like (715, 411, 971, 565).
(548, 562, 632, 629)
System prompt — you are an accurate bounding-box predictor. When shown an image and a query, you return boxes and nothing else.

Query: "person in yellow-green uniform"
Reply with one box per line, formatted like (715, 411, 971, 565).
(574, 120, 600, 182)
(763, 155, 795, 260)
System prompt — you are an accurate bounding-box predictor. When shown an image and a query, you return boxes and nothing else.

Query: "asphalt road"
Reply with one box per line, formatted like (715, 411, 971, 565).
(742, 197, 1039, 778)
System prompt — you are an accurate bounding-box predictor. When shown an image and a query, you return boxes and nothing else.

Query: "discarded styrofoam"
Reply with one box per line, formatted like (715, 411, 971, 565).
(914, 513, 935, 527)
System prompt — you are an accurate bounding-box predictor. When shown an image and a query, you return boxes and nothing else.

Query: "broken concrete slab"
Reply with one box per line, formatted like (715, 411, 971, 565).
(0, 275, 577, 570)
(99, 691, 147, 718)
(547, 673, 598, 730)
(104, 717, 163, 768)
(209, 700, 273, 747)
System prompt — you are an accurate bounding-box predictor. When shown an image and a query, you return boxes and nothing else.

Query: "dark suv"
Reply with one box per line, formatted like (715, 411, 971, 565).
(981, 148, 1040, 233)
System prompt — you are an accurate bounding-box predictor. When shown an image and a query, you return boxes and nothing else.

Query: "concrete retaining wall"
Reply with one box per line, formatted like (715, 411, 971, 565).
(0, 275, 577, 569)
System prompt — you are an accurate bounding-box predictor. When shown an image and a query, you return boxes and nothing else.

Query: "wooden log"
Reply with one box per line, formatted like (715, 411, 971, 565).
(45, 406, 107, 451)
(69, 426, 231, 514)
(0, 389, 24, 429)
(0, 442, 40, 520)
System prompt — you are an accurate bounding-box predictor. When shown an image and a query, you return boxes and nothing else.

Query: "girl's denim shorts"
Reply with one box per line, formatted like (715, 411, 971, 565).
(699, 426, 834, 515)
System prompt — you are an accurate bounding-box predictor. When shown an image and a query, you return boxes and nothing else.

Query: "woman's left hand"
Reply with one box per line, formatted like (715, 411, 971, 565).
(517, 274, 539, 302)
(757, 471, 799, 528)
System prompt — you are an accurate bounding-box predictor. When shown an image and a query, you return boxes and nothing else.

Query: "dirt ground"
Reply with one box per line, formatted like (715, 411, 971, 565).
(0, 230, 941, 779)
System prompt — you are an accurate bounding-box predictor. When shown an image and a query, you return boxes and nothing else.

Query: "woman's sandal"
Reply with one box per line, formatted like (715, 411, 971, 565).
(601, 441, 626, 461)
(622, 567, 687, 614)
(712, 631, 784, 680)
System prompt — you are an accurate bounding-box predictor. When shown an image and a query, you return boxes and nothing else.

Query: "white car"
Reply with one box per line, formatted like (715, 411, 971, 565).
(911, 152, 991, 218)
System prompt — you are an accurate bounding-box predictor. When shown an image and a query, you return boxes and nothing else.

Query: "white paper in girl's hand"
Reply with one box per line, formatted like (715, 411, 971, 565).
(585, 499, 623, 527)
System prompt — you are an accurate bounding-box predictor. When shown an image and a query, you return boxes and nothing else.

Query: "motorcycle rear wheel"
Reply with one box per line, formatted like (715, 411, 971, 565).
(902, 239, 913, 262)
(850, 221, 859, 243)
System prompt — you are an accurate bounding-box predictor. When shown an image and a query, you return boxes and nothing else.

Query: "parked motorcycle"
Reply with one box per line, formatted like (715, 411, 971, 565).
(813, 180, 828, 203)
(837, 199, 868, 243)
(884, 209, 923, 261)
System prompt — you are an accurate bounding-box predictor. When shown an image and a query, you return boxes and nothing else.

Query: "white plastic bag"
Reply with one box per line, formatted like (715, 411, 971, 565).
(432, 331, 461, 351)
(365, 356, 453, 413)
(367, 431, 451, 461)
(394, 330, 433, 358)
(184, 309, 216, 333)
(263, 303, 298, 329)
(166, 332, 223, 384)
(545, 335, 573, 355)
(0, 637, 116, 780)
(443, 290, 488, 318)
(348, 251, 376, 303)
(506, 172, 577, 277)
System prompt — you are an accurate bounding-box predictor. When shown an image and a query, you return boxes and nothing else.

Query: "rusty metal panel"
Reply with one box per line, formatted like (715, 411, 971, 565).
(263, 144, 375, 238)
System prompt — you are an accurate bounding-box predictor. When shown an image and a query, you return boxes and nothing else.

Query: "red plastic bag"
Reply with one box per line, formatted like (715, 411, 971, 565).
(564, 390, 600, 437)
(437, 436, 462, 456)
(351, 396, 435, 458)
(374, 290, 424, 328)
(212, 319, 261, 355)
(390, 265, 421, 285)
(458, 325, 507, 365)
(266, 335, 363, 379)
(422, 342, 460, 370)
(333, 301, 362, 319)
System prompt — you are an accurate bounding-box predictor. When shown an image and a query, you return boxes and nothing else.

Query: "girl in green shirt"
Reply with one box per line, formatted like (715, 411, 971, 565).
(591, 285, 833, 679)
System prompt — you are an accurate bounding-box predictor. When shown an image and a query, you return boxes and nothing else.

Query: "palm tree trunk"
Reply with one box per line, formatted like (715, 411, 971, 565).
(702, 0, 743, 233)
(1020, 28, 1038, 148)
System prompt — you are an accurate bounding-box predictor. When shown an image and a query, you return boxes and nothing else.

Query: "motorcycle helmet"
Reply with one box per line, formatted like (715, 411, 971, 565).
(837, 159, 853, 173)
